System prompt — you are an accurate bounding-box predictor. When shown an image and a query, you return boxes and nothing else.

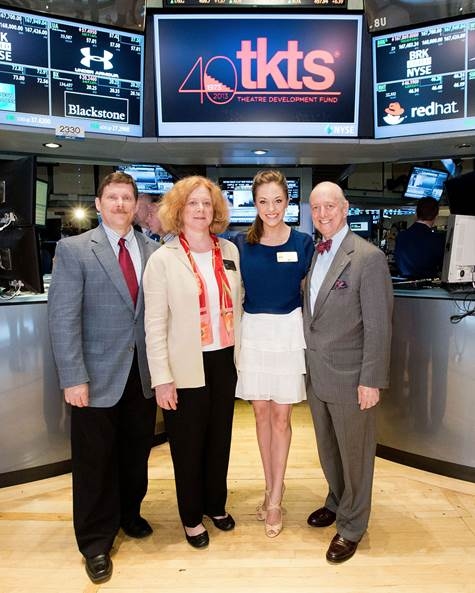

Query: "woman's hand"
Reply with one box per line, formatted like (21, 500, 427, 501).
(154, 382, 178, 410)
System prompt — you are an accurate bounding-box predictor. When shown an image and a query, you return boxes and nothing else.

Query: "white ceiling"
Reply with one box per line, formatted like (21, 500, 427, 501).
(1, 124, 474, 169)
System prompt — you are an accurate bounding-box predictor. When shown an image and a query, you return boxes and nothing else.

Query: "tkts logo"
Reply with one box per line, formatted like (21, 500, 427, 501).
(178, 38, 340, 105)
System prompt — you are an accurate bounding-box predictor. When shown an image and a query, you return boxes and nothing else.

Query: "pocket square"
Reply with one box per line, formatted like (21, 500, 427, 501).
(333, 279, 348, 290)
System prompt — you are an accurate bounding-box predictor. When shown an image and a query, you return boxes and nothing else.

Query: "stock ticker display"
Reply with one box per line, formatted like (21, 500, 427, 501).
(373, 16, 475, 139)
(0, 6, 144, 136)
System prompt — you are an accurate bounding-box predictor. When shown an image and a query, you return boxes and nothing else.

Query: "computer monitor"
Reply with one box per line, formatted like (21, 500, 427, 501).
(35, 179, 49, 227)
(116, 164, 175, 195)
(0, 156, 36, 226)
(403, 166, 448, 201)
(0, 226, 44, 293)
(219, 177, 301, 226)
(441, 214, 475, 284)
(347, 214, 373, 239)
(445, 171, 475, 215)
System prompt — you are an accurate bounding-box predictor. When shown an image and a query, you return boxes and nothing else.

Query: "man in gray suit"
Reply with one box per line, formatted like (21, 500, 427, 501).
(303, 181, 393, 563)
(48, 172, 158, 583)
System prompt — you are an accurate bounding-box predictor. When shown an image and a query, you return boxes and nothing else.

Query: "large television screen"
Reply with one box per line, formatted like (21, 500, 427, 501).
(403, 166, 449, 201)
(117, 164, 175, 195)
(0, 6, 144, 136)
(153, 13, 363, 137)
(365, 0, 475, 33)
(220, 177, 300, 226)
(373, 16, 475, 139)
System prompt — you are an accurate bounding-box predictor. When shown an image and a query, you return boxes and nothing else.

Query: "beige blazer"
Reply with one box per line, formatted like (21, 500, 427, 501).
(143, 236, 242, 389)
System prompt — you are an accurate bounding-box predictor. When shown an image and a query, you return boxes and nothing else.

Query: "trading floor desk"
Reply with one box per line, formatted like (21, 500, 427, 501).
(0, 291, 69, 487)
(1, 285, 474, 487)
(0, 285, 165, 488)
(377, 287, 475, 482)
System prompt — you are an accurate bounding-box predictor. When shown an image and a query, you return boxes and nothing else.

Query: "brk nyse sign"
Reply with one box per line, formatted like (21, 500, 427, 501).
(153, 14, 362, 137)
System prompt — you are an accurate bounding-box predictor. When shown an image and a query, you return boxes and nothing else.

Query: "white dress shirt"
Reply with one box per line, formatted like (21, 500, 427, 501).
(102, 223, 142, 284)
(310, 224, 349, 313)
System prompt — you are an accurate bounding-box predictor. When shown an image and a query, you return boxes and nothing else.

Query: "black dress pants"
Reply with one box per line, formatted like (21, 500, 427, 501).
(70, 356, 157, 558)
(163, 347, 237, 528)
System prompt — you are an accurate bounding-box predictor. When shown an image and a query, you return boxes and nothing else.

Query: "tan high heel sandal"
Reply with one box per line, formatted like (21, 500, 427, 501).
(265, 500, 283, 538)
(256, 490, 270, 521)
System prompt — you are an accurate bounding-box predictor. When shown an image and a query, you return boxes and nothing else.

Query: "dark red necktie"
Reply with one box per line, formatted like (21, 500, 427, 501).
(118, 237, 138, 306)
(316, 238, 332, 254)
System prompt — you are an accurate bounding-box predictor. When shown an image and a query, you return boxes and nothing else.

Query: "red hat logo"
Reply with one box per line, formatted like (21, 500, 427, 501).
(383, 101, 405, 125)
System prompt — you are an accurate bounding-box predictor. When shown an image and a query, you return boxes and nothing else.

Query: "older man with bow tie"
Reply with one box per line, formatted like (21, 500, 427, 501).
(303, 181, 393, 564)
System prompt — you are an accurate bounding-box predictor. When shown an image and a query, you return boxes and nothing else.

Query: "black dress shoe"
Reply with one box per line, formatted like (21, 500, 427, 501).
(85, 553, 112, 583)
(184, 528, 209, 549)
(208, 513, 235, 531)
(307, 507, 336, 528)
(326, 533, 359, 564)
(121, 516, 153, 538)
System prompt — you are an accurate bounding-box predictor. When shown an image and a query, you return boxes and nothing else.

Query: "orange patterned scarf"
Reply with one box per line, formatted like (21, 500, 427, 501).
(179, 233, 234, 348)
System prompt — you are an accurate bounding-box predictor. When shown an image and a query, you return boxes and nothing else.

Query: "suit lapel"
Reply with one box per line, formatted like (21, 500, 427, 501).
(91, 226, 135, 313)
(312, 231, 354, 319)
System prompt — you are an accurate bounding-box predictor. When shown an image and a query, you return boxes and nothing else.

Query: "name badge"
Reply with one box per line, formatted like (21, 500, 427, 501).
(276, 251, 298, 263)
(223, 259, 237, 271)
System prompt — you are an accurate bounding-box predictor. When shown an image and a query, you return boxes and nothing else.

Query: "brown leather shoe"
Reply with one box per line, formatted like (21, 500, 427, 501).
(326, 533, 359, 563)
(307, 507, 336, 528)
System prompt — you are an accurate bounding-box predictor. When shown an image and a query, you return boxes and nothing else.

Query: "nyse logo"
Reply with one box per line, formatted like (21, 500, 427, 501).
(0, 32, 12, 62)
(178, 37, 340, 105)
(80, 48, 114, 71)
(406, 50, 432, 77)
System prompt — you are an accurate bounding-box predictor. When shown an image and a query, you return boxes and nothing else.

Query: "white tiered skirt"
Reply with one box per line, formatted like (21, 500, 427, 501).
(235, 307, 307, 404)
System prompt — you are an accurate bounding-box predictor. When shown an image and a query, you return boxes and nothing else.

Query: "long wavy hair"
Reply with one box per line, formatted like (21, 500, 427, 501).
(246, 170, 289, 245)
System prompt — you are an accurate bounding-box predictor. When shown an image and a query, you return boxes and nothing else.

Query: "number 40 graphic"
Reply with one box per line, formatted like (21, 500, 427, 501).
(178, 56, 238, 105)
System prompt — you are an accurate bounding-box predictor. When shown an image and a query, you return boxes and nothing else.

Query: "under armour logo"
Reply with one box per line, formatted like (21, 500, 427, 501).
(80, 47, 114, 70)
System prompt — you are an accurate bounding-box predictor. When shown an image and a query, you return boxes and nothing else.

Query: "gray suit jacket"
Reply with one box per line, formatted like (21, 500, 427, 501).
(303, 230, 393, 403)
(48, 225, 158, 407)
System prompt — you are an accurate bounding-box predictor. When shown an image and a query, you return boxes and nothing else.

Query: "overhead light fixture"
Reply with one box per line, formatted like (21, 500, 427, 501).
(43, 142, 62, 149)
(457, 143, 472, 149)
(253, 149, 268, 155)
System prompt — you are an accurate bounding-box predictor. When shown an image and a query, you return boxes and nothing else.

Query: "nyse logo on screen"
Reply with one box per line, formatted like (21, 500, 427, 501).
(178, 38, 340, 105)
(0, 33, 12, 62)
(406, 50, 432, 78)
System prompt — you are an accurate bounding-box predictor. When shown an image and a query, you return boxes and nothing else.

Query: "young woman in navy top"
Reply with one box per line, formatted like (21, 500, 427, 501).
(234, 170, 314, 538)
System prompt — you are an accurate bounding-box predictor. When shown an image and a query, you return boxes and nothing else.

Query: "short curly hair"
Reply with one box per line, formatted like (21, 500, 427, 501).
(159, 176, 229, 235)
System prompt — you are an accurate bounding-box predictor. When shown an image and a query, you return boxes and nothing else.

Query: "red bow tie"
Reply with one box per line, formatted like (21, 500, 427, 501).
(316, 239, 332, 254)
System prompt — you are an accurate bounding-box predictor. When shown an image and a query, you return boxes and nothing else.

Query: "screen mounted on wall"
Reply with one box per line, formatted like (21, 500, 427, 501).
(403, 166, 449, 201)
(365, 0, 475, 33)
(153, 13, 362, 137)
(117, 164, 175, 195)
(373, 16, 475, 139)
(220, 177, 300, 226)
(0, 6, 144, 136)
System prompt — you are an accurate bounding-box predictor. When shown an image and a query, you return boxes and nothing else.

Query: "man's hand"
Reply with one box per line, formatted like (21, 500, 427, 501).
(64, 384, 89, 407)
(357, 385, 380, 410)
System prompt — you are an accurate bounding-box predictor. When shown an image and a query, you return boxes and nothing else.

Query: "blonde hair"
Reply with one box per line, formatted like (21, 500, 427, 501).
(159, 176, 229, 235)
(247, 169, 289, 245)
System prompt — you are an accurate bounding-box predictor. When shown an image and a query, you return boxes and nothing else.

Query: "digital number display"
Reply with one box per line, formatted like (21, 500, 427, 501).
(163, 0, 347, 6)
(154, 14, 362, 138)
(373, 17, 475, 138)
(0, 7, 144, 136)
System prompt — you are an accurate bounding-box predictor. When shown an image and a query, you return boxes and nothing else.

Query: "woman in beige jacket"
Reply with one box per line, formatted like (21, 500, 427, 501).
(143, 176, 242, 549)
